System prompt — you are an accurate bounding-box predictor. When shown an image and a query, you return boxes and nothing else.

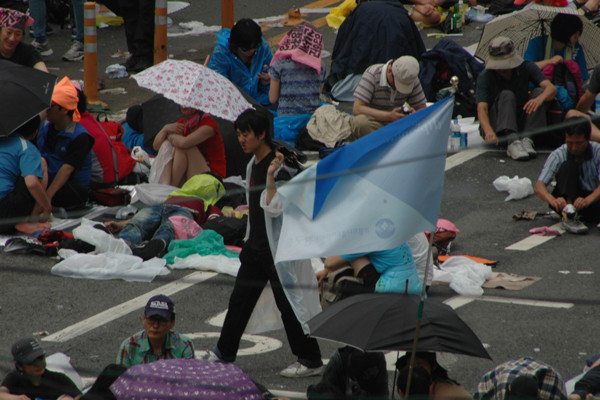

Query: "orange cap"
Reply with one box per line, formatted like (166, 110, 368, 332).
(51, 76, 81, 122)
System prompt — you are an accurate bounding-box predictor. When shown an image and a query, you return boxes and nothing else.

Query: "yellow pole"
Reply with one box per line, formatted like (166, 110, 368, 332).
(154, 0, 167, 64)
(221, 0, 234, 29)
(83, 2, 98, 104)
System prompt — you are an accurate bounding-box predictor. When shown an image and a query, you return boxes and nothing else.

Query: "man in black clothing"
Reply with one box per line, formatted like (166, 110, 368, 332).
(205, 109, 323, 378)
(0, 337, 82, 400)
(118, 0, 154, 72)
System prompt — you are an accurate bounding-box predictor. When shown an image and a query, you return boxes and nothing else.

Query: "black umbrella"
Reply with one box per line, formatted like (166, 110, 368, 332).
(308, 293, 491, 359)
(0, 60, 56, 136)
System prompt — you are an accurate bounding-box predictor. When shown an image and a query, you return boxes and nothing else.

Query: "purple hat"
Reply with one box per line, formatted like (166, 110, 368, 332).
(0, 8, 34, 30)
(145, 294, 175, 320)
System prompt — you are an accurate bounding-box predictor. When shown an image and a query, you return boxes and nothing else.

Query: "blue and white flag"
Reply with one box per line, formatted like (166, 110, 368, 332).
(275, 96, 453, 263)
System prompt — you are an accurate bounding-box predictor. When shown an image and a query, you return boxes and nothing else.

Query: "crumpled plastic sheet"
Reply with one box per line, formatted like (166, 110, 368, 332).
(52, 250, 169, 282)
(433, 256, 493, 296)
(493, 175, 534, 201)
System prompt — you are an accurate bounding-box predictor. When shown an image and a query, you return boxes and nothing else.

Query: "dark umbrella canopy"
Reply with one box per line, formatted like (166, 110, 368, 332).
(0, 60, 56, 136)
(110, 358, 263, 400)
(307, 293, 491, 359)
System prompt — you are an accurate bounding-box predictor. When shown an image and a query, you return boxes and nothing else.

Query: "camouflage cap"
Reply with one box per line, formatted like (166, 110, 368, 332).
(486, 36, 524, 70)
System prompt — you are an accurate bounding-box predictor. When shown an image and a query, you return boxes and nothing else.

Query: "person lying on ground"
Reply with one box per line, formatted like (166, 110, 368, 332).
(0, 7, 47, 71)
(0, 115, 52, 233)
(396, 351, 473, 400)
(534, 116, 600, 233)
(104, 191, 222, 260)
(307, 346, 388, 400)
(568, 357, 600, 400)
(153, 106, 226, 186)
(204, 109, 323, 378)
(37, 77, 95, 210)
(116, 294, 195, 368)
(0, 337, 82, 400)
(316, 242, 423, 297)
(477, 36, 557, 161)
(351, 55, 427, 140)
(208, 18, 273, 106)
(474, 357, 567, 400)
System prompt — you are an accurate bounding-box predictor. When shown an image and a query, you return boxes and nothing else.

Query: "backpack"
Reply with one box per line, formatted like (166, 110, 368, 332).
(541, 61, 582, 112)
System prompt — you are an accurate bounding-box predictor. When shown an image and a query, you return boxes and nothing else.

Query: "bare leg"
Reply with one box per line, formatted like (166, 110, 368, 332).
(348, 256, 371, 276)
(411, 4, 441, 25)
(170, 146, 210, 187)
(565, 109, 600, 142)
(184, 147, 210, 181)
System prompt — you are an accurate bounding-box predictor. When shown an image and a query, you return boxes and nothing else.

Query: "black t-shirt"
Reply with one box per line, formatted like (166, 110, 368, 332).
(244, 151, 275, 256)
(0, 42, 43, 68)
(1, 369, 82, 399)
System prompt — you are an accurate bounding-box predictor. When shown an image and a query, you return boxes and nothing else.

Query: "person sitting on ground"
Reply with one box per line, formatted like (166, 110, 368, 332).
(524, 13, 588, 82)
(116, 294, 195, 368)
(208, 18, 273, 106)
(396, 352, 473, 400)
(306, 346, 388, 400)
(534, 116, 600, 234)
(568, 357, 600, 400)
(153, 106, 226, 186)
(269, 21, 326, 116)
(474, 357, 567, 400)
(350, 55, 427, 140)
(316, 242, 423, 298)
(37, 76, 95, 210)
(0, 115, 52, 233)
(0, 337, 82, 400)
(0, 7, 47, 71)
(476, 36, 557, 161)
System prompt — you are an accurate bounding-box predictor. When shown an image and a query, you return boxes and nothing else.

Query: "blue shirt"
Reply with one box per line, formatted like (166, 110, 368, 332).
(524, 35, 588, 81)
(342, 243, 423, 295)
(269, 58, 326, 115)
(0, 134, 43, 199)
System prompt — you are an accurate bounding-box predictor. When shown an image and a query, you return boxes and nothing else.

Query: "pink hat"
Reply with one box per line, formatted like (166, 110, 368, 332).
(0, 8, 34, 30)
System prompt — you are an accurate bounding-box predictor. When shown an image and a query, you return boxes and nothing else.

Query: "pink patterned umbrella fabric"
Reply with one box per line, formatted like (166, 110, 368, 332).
(133, 59, 252, 122)
(109, 358, 264, 400)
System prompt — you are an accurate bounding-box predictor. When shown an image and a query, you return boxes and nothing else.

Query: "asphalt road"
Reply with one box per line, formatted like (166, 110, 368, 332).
(1, 0, 599, 398)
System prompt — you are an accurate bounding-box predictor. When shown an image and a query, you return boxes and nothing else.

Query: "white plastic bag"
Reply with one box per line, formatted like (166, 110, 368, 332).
(493, 175, 534, 201)
(149, 141, 173, 184)
(129, 183, 179, 206)
(74, 219, 132, 254)
(434, 256, 492, 296)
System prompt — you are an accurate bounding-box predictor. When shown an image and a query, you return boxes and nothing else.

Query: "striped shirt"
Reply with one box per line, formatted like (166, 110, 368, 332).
(353, 61, 427, 112)
(116, 330, 195, 368)
(474, 357, 567, 400)
(538, 142, 600, 192)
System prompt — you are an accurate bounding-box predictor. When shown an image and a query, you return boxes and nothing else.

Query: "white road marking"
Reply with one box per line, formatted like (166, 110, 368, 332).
(445, 149, 487, 171)
(505, 223, 565, 251)
(42, 271, 216, 343)
(185, 332, 282, 356)
(476, 295, 573, 309)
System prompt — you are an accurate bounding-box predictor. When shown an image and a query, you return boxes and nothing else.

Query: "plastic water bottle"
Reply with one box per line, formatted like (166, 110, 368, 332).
(450, 120, 461, 151)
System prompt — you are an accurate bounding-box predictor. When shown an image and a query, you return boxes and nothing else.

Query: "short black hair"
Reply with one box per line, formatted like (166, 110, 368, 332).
(230, 18, 262, 51)
(14, 115, 41, 140)
(76, 88, 87, 114)
(551, 14, 583, 45)
(234, 108, 273, 148)
(565, 116, 591, 140)
(396, 364, 432, 398)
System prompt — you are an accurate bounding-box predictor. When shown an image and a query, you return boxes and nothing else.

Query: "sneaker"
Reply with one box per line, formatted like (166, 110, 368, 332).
(279, 361, 324, 378)
(62, 41, 84, 61)
(561, 217, 589, 234)
(131, 239, 167, 260)
(520, 137, 536, 158)
(507, 140, 530, 161)
(31, 39, 53, 57)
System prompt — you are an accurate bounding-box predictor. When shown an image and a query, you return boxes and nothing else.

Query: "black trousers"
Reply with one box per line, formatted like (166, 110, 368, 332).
(217, 247, 322, 367)
(552, 159, 600, 222)
(118, 0, 154, 61)
(0, 177, 36, 233)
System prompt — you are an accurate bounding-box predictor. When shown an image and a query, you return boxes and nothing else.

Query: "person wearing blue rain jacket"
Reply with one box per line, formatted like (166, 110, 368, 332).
(208, 19, 273, 106)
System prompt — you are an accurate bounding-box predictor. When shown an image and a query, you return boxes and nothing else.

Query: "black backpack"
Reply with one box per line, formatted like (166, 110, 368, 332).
(551, 62, 580, 105)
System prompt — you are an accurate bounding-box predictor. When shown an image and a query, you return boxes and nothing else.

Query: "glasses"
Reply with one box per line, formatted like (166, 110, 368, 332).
(147, 316, 169, 326)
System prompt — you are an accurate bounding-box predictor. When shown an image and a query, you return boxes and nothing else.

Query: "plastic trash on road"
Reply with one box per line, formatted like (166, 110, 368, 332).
(105, 63, 128, 79)
(493, 175, 534, 201)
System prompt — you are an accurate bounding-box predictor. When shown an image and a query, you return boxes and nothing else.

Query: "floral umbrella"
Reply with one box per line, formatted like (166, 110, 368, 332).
(133, 59, 252, 122)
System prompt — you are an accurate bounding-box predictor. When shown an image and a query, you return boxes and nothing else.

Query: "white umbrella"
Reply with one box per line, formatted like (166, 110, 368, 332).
(475, 4, 600, 70)
(133, 59, 252, 122)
